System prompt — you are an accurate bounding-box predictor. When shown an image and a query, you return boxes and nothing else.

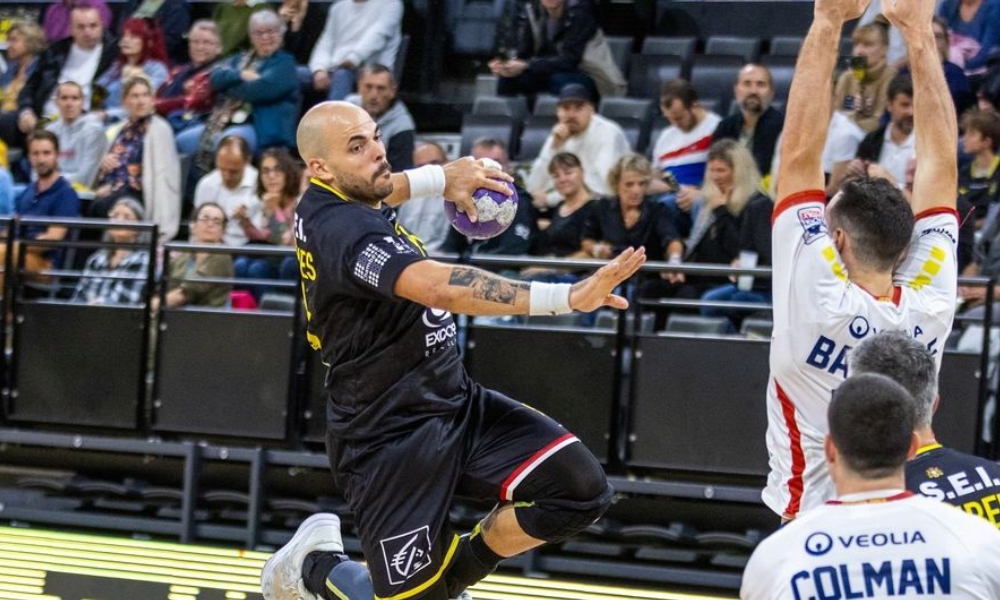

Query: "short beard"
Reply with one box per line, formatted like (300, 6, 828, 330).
(335, 165, 393, 205)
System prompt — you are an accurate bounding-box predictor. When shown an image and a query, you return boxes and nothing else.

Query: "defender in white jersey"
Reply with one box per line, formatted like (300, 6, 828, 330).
(743, 374, 1000, 600)
(764, 0, 959, 519)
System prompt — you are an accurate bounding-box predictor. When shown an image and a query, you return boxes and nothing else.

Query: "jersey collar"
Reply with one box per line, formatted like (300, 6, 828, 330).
(915, 442, 943, 456)
(827, 489, 913, 505)
(310, 177, 351, 201)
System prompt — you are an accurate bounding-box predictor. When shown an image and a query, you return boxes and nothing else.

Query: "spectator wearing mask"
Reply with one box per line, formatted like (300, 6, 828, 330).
(42, 0, 112, 44)
(72, 197, 151, 305)
(307, 0, 403, 101)
(346, 63, 415, 170)
(393, 142, 451, 252)
(93, 76, 180, 242)
(0, 21, 45, 148)
(527, 83, 630, 201)
(492, 0, 601, 99)
(94, 18, 169, 122)
(233, 147, 301, 298)
(45, 81, 108, 190)
(17, 5, 118, 134)
(833, 22, 897, 133)
(164, 202, 234, 308)
(193, 135, 261, 247)
(712, 63, 784, 178)
(154, 20, 224, 133)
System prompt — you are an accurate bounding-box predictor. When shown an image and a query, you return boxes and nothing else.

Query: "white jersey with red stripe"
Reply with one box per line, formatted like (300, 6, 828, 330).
(763, 190, 958, 519)
(741, 490, 1000, 600)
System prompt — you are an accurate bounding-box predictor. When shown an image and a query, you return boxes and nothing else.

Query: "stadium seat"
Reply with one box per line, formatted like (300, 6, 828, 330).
(533, 94, 559, 116)
(516, 115, 556, 162)
(768, 35, 803, 57)
(663, 314, 732, 335)
(605, 36, 634, 78)
(459, 114, 517, 156)
(641, 36, 696, 65)
(627, 54, 685, 100)
(599, 97, 652, 121)
(689, 56, 744, 114)
(473, 95, 530, 120)
(704, 36, 761, 63)
(614, 116, 645, 153)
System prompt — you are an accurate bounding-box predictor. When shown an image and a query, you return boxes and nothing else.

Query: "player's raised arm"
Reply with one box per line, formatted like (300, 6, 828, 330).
(882, 0, 957, 215)
(776, 0, 871, 204)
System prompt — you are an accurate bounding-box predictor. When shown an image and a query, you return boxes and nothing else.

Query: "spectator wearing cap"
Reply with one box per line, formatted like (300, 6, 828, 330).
(527, 83, 630, 202)
(491, 0, 600, 100)
(711, 64, 784, 178)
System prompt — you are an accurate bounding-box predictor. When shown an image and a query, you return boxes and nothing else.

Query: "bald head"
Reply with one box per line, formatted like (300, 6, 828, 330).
(297, 101, 392, 204)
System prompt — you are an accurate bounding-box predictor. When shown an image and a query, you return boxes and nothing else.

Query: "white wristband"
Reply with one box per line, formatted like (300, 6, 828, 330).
(404, 164, 446, 199)
(529, 281, 573, 315)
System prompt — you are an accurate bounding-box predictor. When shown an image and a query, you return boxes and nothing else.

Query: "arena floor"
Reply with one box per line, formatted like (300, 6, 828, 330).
(0, 525, 735, 600)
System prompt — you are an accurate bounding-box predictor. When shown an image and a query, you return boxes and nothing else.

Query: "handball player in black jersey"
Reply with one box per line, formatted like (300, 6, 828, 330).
(260, 101, 647, 600)
(850, 331, 1000, 529)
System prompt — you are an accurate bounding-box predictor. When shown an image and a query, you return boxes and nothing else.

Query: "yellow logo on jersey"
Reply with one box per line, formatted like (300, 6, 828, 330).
(909, 245, 946, 291)
(926, 466, 944, 479)
(821, 245, 848, 282)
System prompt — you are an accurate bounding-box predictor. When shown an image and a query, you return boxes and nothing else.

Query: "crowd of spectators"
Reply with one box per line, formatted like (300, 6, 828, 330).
(0, 0, 998, 325)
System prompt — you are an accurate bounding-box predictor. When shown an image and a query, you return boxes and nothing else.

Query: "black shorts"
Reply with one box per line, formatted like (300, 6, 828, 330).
(326, 382, 573, 600)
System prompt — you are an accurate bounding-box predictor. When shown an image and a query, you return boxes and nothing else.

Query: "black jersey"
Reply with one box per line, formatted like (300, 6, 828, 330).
(295, 180, 466, 438)
(906, 443, 1000, 529)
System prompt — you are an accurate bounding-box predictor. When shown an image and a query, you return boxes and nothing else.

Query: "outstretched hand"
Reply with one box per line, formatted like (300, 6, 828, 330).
(881, 0, 935, 36)
(569, 247, 647, 312)
(814, 0, 871, 23)
(442, 157, 514, 223)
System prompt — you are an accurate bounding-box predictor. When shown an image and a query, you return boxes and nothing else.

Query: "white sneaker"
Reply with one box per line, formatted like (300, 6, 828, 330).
(261, 513, 345, 600)
(452, 591, 474, 600)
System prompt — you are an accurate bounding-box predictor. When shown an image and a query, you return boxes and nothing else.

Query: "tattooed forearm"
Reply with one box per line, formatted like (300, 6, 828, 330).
(448, 266, 529, 305)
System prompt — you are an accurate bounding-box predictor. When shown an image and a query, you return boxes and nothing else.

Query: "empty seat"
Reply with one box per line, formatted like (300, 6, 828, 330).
(705, 36, 761, 63)
(613, 116, 645, 153)
(627, 54, 685, 99)
(641, 36, 696, 65)
(599, 97, 652, 121)
(689, 56, 745, 114)
(517, 115, 556, 162)
(664, 314, 732, 335)
(459, 114, 516, 156)
(768, 35, 803, 57)
(473, 95, 529, 120)
(533, 94, 559, 116)
(605, 36, 634, 78)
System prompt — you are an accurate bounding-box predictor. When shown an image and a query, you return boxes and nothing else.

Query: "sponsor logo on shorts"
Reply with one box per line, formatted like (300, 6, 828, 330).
(797, 207, 827, 245)
(381, 526, 433, 585)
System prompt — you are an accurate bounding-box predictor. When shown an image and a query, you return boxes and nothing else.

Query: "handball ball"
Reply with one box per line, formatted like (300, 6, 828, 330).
(445, 158, 519, 240)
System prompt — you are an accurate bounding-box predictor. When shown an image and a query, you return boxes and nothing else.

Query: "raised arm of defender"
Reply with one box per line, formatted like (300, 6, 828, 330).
(775, 0, 871, 203)
(882, 0, 958, 214)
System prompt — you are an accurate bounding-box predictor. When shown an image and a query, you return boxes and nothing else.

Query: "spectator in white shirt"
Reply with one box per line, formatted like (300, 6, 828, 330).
(394, 141, 451, 252)
(45, 81, 107, 189)
(527, 83, 630, 203)
(193, 135, 261, 246)
(307, 0, 403, 101)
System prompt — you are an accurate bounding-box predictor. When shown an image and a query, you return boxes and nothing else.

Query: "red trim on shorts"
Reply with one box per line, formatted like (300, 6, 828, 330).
(776, 380, 805, 519)
(772, 190, 826, 226)
(913, 207, 959, 222)
(500, 433, 578, 502)
(827, 491, 914, 505)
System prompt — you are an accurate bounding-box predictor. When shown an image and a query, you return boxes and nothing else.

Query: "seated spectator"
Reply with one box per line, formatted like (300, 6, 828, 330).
(94, 18, 169, 122)
(346, 63, 414, 170)
(178, 10, 300, 171)
(837, 73, 915, 190)
(895, 17, 974, 118)
(123, 0, 191, 65)
(443, 138, 537, 258)
(42, 0, 112, 44)
(712, 64, 784, 178)
(0, 22, 45, 148)
(213, 0, 271, 57)
(696, 141, 773, 323)
(833, 22, 897, 134)
(650, 79, 722, 193)
(938, 0, 1000, 73)
(193, 136, 261, 246)
(394, 141, 451, 252)
(93, 76, 180, 242)
(822, 111, 867, 196)
(16, 5, 118, 141)
(527, 83, 630, 202)
(493, 0, 623, 99)
(164, 202, 234, 308)
(45, 81, 108, 190)
(581, 154, 679, 263)
(155, 20, 223, 133)
(2, 130, 81, 287)
(233, 148, 300, 299)
(71, 197, 151, 305)
(307, 0, 403, 101)
(279, 0, 327, 65)
(531, 152, 593, 258)
(958, 109, 1000, 225)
